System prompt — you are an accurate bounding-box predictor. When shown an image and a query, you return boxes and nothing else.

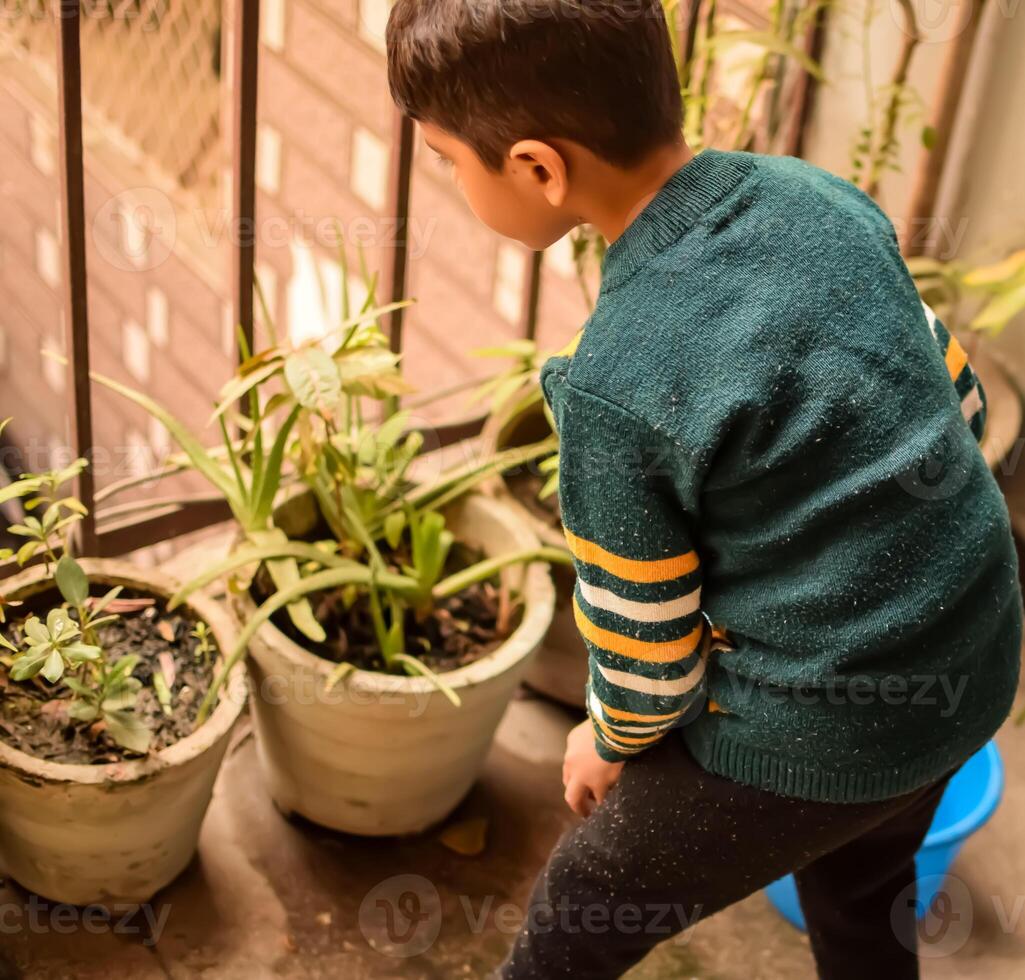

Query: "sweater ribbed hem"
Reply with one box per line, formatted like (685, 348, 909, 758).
(681, 723, 988, 804)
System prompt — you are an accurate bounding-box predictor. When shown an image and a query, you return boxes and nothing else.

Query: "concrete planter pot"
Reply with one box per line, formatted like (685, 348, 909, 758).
(480, 402, 588, 710)
(974, 348, 1022, 471)
(235, 492, 555, 836)
(0, 559, 246, 905)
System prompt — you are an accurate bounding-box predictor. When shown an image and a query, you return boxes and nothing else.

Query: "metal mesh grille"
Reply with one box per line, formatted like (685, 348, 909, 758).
(2, 1, 224, 202)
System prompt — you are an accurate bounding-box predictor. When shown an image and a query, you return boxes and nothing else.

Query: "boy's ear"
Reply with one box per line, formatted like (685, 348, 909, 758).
(509, 139, 569, 207)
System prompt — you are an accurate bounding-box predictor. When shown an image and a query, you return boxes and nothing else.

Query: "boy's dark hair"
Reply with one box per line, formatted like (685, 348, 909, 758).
(386, 0, 683, 171)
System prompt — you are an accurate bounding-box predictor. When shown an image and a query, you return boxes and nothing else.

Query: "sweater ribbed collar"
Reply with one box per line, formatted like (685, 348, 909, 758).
(599, 148, 753, 293)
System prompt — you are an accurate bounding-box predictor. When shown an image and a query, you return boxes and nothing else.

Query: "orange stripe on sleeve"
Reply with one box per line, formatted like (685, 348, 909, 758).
(564, 528, 698, 583)
(593, 714, 664, 746)
(574, 597, 703, 663)
(945, 336, 969, 381)
(599, 700, 686, 724)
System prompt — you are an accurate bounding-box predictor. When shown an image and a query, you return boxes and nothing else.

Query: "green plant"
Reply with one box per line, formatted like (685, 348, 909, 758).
(909, 250, 1025, 340)
(192, 621, 215, 664)
(94, 255, 569, 723)
(0, 438, 152, 753)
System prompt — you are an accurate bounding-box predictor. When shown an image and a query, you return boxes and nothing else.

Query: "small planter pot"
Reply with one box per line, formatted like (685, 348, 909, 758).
(766, 741, 1005, 929)
(481, 402, 588, 710)
(0, 560, 246, 906)
(235, 493, 555, 836)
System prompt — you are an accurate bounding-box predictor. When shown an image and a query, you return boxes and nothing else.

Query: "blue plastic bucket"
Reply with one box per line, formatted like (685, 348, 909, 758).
(765, 741, 1004, 930)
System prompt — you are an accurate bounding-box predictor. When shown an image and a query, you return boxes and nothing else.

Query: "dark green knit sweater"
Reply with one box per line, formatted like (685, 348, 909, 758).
(543, 149, 1022, 803)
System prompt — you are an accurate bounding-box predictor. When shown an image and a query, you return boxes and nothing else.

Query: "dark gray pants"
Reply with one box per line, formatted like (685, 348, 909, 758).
(501, 734, 953, 979)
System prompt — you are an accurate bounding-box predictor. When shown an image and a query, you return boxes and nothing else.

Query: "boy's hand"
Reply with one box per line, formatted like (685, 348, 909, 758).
(562, 720, 624, 818)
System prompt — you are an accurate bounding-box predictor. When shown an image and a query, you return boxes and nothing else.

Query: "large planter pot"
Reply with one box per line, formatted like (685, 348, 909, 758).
(0, 559, 246, 905)
(236, 492, 555, 836)
(974, 348, 1022, 471)
(481, 402, 588, 710)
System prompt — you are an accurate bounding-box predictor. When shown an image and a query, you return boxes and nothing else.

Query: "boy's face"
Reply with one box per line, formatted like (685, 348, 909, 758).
(420, 123, 580, 251)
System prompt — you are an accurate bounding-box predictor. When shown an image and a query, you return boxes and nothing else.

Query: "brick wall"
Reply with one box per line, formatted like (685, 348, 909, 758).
(0, 0, 587, 504)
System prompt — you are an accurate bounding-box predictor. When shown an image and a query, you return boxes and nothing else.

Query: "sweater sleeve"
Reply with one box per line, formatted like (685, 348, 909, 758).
(922, 302, 987, 444)
(542, 363, 709, 763)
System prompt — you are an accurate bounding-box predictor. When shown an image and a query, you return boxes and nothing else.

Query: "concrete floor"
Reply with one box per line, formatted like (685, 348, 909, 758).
(1, 673, 1023, 980)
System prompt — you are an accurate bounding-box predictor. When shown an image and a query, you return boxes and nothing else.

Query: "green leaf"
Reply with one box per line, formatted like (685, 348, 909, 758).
(970, 281, 1025, 335)
(391, 653, 461, 708)
(0, 479, 41, 508)
(252, 530, 329, 644)
(284, 348, 342, 410)
(40, 649, 65, 683)
(10, 649, 49, 681)
(706, 31, 824, 79)
(107, 654, 141, 681)
(151, 672, 173, 716)
(23, 616, 49, 645)
(68, 700, 99, 722)
(196, 563, 419, 724)
(89, 586, 123, 616)
(252, 405, 302, 526)
(433, 546, 572, 599)
(473, 340, 537, 360)
(102, 709, 152, 754)
(384, 511, 406, 551)
(62, 642, 101, 664)
(324, 660, 355, 693)
(56, 555, 89, 607)
(46, 608, 77, 642)
(88, 368, 243, 511)
(209, 358, 284, 421)
(962, 250, 1025, 288)
(921, 125, 937, 149)
(14, 541, 40, 566)
(167, 538, 361, 609)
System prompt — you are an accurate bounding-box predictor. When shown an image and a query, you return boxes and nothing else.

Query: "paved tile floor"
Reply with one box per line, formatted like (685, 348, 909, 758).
(1, 670, 1023, 980)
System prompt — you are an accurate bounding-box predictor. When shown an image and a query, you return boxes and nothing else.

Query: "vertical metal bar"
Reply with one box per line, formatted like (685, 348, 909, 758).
(384, 111, 415, 355)
(679, 0, 702, 91)
(55, 0, 97, 554)
(521, 250, 543, 342)
(230, 0, 260, 365)
(783, 3, 829, 159)
(902, 0, 988, 258)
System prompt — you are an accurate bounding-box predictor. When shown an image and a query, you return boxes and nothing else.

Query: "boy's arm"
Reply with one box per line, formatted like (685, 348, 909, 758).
(546, 373, 708, 764)
(923, 302, 986, 444)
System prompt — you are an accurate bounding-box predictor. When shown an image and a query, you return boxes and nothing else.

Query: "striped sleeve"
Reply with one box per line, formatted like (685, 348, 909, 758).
(922, 302, 987, 444)
(542, 367, 709, 763)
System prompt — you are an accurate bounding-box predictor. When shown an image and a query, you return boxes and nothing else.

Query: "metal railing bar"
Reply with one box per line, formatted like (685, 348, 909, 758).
(384, 111, 416, 355)
(94, 499, 234, 559)
(783, 1, 829, 159)
(230, 0, 260, 368)
(54, 0, 97, 554)
(94, 492, 231, 525)
(679, 0, 702, 91)
(521, 250, 544, 343)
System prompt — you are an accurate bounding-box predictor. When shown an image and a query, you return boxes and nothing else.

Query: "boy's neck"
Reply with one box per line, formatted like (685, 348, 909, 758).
(578, 141, 694, 244)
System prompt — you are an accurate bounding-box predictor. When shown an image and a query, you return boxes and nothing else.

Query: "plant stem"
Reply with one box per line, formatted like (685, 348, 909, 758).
(432, 546, 572, 600)
(862, 0, 921, 198)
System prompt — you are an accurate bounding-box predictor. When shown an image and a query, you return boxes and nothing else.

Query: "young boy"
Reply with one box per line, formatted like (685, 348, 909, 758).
(387, 3, 1022, 977)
